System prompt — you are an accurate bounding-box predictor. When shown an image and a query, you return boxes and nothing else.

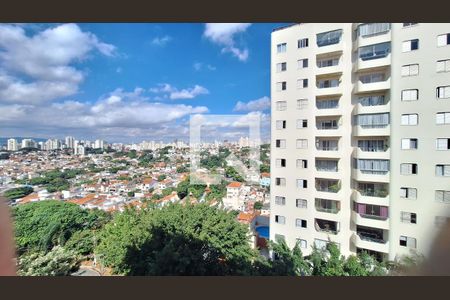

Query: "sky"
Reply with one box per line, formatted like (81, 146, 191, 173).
(0, 23, 286, 143)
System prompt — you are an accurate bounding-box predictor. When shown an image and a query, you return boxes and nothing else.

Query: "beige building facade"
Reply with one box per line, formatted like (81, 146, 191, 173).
(270, 23, 450, 261)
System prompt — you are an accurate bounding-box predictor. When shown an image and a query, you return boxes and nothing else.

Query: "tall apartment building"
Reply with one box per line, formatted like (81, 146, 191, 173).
(65, 136, 75, 149)
(7, 138, 19, 151)
(270, 23, 450, 261)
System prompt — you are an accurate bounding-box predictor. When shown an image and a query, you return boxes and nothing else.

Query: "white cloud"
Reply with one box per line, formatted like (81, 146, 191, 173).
(0, 23, 117, 104)
(0, 87, 209, 141)
(193, 61, 216, 71)
(151, 35, 172, 47)
(204, 23, 251, 61)
(233, 96, 271, 112)
(149, 83, 209, 100)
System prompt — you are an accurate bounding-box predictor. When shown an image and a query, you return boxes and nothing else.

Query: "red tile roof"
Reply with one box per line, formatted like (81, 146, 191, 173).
(227, 182, 242, 188)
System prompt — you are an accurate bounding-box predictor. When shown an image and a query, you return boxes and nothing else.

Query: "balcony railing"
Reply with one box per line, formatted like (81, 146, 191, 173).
(316, 181, 341, 193)
(359, 213, 388, 221)
(357, 232, 385, 244)
(317, 122, 339, 130)
(316, 100, 339, 109)
(315, 220, 339, 234)
(358, 189, 389, 198)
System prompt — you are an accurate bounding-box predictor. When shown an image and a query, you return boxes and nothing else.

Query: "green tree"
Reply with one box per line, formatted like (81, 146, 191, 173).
(4, 186, 33, 200)
(253, 201, 263, 210)
(96, 204, 259, 275)
(157, 174, 166, 181)
(12, 201, 110, 254)
(17, 246, 81, 276)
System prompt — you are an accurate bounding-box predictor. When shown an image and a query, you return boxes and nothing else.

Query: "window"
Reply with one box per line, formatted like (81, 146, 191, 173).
(359, 42, 390, 60)
(298, 38, 309, 48)
(436, 190, 450, 203)
(437, 86, 450, 99)
(400, 187, 417, 199)
(436, 112, 450, 124)
(296, 139, 308, 149)
(316, 98, 339, 109)
(317, 57, 339, 68)
(359, 73, 384, 84)
(297, 179, 308, 189)
(317, 119, 338, 129)
(401, 64, 419, 77)
(276, 120, 286, 129)
(436, 164, 450, 177)
(403, 23, 418, 27)
(401, 89, 418, 101)
(295, 219, 307, 228)
(277, 43, 287, 53)
(436, 138, 450, 150)
(297, 119, 308, 128)
(275, 196, 286, 205)
(276, 101, 287, 111)
(358, 140, 386, 152)
(402, 39, 419, 52)
(275, 177, 286, 186)
(357, 23, 390, 37)
(275, 139, 286, 148)
(297, 99, 308, 109)
(359, 95, 385, 106)
(355, 113, 390, 128)
(316, 139, 338, 151)
(437, 33, 450, 47)
(399, 236, 417, 248)
(317, 79, 339, 88)
(401, 138, 418, 150)
(316, 160, 338, 172)
(297, 78, 308, 89)
(401, 114, 418, 126)
(437, 59, 450, 73)
(296, 198, 307, 208)
(401, 212, 417, 224)
(355, 159, 390, 174)
(298, 58, 308, 69)
(275, 158, 286, 168)
(296, 159, 308, 169)
(275, 215, 286, 224)
(297, 239, 307, 249)
(276, 81, 287, 91)
(400, 163, 418, 175)
(276, 62, 287, 72)
(316, 29, 342, 47)
(435, 216, 450, 227)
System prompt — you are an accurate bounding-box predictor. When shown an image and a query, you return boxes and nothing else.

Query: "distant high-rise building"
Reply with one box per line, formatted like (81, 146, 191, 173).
(7, 139, 19, 151)
(21, 139, 36, 149)
(65, 136, 75, 149)
(270, 23, 450, 261)
(74, 144, 85, 156)
(94, 139, 104, 150)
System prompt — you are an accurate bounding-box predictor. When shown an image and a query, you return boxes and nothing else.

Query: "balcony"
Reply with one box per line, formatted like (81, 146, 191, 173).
(315, 218, 339, 235)
(316, 83, 342, 97)
(354, 146, 390, 160)
(351, 232, 389, 253)
(353, 124, 390, 137)
(355, 78, 390, 94)
(315, 198, 340, 214)
(353, 189, 389, 207)
(355, 26, 391, 49)
(356, 54, 391, 72)
(352, 203, 389, 229)
(315, 179, 341, 193)
(352, 168, 390, 183)
(316, 119, 342, 137)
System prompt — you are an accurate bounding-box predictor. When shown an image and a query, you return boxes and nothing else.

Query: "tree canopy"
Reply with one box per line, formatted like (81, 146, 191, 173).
(96, 204, 258, 275)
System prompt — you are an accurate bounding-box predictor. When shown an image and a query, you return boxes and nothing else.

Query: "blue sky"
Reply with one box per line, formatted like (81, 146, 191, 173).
(0, 23, 286, 143)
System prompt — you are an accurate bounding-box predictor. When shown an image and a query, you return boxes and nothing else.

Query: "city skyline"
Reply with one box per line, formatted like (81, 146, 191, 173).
(0, 23, 283, 143)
